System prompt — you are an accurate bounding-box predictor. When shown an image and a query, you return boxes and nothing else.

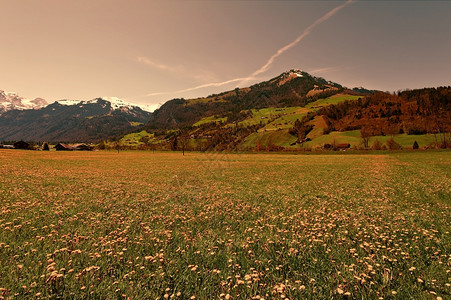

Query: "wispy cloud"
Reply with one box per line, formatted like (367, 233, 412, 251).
(242, 0, 355, 84)
(137, 56, 220, 84)
(145, 77, 250, 97)
(309, 67, 342, 74)
(309, 64, 362, 76)
(137, 56, 184, 73)
(139, 0, 355, 99)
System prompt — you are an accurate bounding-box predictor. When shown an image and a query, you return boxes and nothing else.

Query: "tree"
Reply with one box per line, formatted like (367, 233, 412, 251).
(172, 129, 190, 155)
(360, 127, 372, 149)
(111, 137, 122, 153)
(179, 134, 189, 156)
(42, 142, 50, 151)
(170, 135, 178, 151)
(386, 138, 402, 150)
(140, 136, 150, 144)
(413, 141, 419, 150)
(371, 139, 382, 150)
(97, 140, 106, 150)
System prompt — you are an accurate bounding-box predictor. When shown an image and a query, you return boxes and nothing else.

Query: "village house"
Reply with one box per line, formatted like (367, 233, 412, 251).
(336, 143, 351, 150)
(72, 143, 93, 151)
(13, 141, 30, 150)
(54, 143, 72, 151)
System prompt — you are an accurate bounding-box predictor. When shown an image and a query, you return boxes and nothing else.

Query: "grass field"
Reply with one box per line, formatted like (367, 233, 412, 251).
(305, 95, 362, 109)
(302, 131, 438, 149)
(193, 116, 228, 127)
(0, 150, 450, 299)
(240, 130, 297, 150)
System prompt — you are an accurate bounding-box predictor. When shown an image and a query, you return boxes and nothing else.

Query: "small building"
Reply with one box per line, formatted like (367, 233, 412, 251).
(323, 143, 333, 150)
(72, 143, 93, 151)
(54, 143, 72, 151)
(14, 141, 30, 150)
(336, 143, 351, 150)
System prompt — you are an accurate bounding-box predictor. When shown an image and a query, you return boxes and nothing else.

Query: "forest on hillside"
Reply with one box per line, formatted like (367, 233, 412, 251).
(286, 87, 451, 148)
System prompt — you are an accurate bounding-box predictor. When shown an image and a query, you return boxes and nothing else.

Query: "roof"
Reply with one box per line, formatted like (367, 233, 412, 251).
(336, 143, 351, 148)
(55, 143, 72, 149)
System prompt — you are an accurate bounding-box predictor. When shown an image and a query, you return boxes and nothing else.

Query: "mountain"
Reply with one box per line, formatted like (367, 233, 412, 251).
(128, 70, 450, 151)
(56, 97, 154, 113)
(146, 69, 346, 130)
(0, 90, 48, 113)
(0, 98, 152, 143)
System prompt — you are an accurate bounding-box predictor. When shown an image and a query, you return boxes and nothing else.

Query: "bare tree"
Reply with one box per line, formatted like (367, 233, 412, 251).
(360, 127, 372, 149)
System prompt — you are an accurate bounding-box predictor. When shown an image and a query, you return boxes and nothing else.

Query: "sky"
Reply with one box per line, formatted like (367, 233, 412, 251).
(1, 0, 450, 110)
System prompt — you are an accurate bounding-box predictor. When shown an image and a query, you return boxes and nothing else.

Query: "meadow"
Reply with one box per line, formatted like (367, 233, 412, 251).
(0, 150, 450, 299)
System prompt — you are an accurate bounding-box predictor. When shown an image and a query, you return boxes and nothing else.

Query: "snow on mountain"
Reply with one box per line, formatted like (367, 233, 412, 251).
(0, 90, 48, 113)
(101, 97, 155, 112)
(56, 97, 155, 113)
(276, 70, 305, 87)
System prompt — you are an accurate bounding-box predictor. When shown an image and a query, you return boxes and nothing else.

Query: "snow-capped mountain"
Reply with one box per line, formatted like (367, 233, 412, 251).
(0, 90, 48, 114)
(56, 97, 155, 113)
(0, 97, 152, 143)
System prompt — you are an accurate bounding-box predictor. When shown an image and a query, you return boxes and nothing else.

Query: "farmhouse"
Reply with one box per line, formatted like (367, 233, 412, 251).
(54, 143, 72, 151)
(336, 143, 351, 150)
(323, 143, 351, 151)
(72, 143, 93, 151)
(14, 141, 30, 149)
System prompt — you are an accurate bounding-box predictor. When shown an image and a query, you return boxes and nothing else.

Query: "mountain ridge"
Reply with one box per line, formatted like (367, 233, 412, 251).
(0, 98, 152, 143)
(0, 90, 48, 113)
(146, 69, 346, 130)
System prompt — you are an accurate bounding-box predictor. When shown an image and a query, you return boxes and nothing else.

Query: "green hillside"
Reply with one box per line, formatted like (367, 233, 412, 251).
(116, 71, 449, 152)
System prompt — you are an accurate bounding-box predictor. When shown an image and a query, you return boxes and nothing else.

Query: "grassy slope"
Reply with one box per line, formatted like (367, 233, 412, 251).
(193, 116, 228, 127)
(0, 150, 449, 299)
(231, 94, 438, 150)
(261, 107, 310, 131)
(239, 129, 297, 150)
(301, 130, 437, 149)
(234, 94, 362, 148)
(238, 107, 290, 127)
(305, 94, 361, 109)
(119, 130, 154, 147)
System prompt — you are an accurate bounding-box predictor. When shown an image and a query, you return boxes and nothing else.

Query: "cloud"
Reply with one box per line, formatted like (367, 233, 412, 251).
(309, 67, 341, 74)
(243, 0, 355, 83)
(140, 0, 355, 98)
(145, 77, 250, 97)
(137, 56, 184, 73)
(309, 64, 362, 76)
(137, 56, 221, 83)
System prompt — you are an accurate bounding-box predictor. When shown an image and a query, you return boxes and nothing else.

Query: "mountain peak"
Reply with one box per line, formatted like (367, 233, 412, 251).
(276, 70, 306, 86)
(0, 90, 48, 113)
(55, 97, 154, 113)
